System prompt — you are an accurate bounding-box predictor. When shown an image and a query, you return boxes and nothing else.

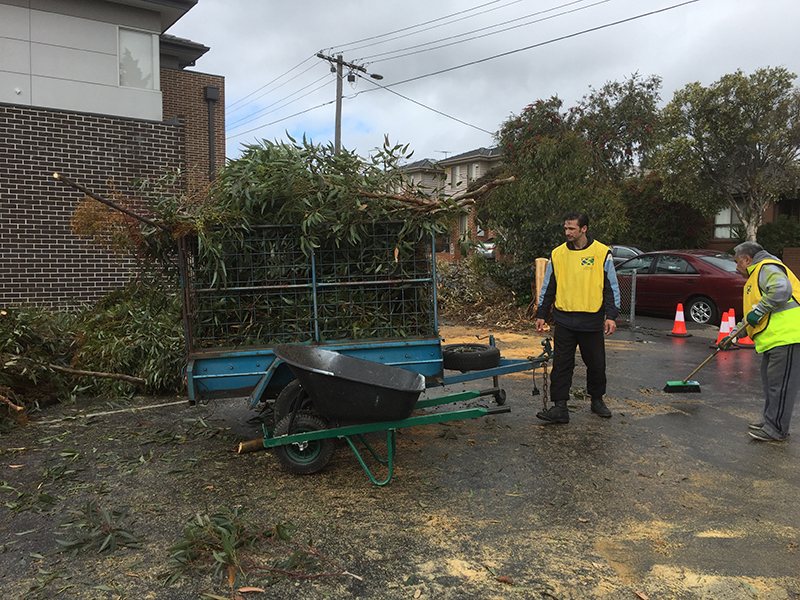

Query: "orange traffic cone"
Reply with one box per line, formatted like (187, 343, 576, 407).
(712, 309, 733, 349)
(736, 312, 755, 348)
(667, 303, 691, 337)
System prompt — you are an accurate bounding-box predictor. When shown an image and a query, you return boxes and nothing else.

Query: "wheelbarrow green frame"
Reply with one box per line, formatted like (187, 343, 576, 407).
(260, 389, 509, 485)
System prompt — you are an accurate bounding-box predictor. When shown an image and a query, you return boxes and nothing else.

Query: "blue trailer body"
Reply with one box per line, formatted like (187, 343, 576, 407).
(180, 222, 542, 408)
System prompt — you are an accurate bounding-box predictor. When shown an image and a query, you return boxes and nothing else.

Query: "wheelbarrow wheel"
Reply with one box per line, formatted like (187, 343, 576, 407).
(274, 379, 312, 422)
(442, 343, 501, 372)
(273, 410, 334, 475)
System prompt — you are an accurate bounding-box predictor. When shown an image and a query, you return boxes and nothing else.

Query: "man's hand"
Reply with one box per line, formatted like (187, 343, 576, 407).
(604, 319, 616, 335)
(717, 333, 735, 350)
(746, 308, 766, 327)
(535, 318, 546, 334)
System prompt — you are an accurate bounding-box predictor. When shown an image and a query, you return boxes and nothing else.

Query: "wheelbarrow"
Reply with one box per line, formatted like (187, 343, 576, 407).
(249, 344, 515, 485)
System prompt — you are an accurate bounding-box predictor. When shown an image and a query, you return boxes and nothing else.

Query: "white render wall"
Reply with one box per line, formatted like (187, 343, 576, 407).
(0, 0, 162, 120)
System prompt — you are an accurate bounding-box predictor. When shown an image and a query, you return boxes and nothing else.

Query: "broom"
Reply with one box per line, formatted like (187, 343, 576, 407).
(663, 321, 747, 393)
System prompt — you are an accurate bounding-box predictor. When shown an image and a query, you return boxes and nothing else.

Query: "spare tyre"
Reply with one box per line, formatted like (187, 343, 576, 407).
(442, 343, 501, 372)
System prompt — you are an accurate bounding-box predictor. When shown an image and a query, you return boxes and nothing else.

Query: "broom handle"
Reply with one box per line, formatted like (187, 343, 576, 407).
(682, 350, 720, 383)
(682, 321, 748, 383)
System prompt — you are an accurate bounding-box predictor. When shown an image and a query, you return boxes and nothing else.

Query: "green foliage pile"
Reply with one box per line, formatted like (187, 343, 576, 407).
(191, 137, 449, 281)
(179, 137, 451, 349)
(757, 215, 800, 258)
(0, 282, 184, 426)
(436, 258, 508, 309)
(621, 175, 711, 250)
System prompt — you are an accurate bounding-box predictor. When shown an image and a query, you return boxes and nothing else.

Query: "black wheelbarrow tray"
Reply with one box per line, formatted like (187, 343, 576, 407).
(255, 344, 512, 485)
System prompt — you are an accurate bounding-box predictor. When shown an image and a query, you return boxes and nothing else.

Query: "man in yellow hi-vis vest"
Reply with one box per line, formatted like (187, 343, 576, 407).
(720, 241, 800, 441)
(535, 212, 620, 424)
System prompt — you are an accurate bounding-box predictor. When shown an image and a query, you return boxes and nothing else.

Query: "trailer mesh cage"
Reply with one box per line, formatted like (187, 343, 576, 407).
(182, 223, 437, 351)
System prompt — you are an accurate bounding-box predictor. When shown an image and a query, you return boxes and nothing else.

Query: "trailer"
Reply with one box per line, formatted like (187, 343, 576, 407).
(179, 222, 550, 483)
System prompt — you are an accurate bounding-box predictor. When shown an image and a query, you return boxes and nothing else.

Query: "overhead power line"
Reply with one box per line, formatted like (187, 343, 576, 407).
(362, 0, 609, 64)
(356, 0, 700, 91)
(356, 73, 493, 135)
(328, 0, 523, 54)
(226, 99, 336, 141)
(227, 55, 315, 112)
(227, 73, 334, 130)
(225, 0, 699, 145)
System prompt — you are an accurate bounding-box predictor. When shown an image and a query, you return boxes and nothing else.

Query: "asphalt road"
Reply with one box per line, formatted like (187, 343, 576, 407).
(1, 316, 798, 599)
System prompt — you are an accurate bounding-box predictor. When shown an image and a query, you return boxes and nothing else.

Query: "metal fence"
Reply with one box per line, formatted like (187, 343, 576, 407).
(616, 270, 637, 328)
(182, 223, 437, 351)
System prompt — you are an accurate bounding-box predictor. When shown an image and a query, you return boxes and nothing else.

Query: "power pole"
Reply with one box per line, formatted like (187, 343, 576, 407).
(316, 52, 383, 153)
(334, 55, 343, 153)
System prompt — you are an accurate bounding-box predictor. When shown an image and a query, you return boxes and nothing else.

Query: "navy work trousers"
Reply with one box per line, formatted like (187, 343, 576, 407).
(550, 325, 607, 402)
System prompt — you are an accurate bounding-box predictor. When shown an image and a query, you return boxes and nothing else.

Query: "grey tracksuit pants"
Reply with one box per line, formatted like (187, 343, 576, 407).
(760, 343, 800, 439)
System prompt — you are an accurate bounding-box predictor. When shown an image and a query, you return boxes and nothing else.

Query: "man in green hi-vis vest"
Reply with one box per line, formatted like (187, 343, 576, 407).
(535, 212, 620, 424)
(719, 241, 800, 441)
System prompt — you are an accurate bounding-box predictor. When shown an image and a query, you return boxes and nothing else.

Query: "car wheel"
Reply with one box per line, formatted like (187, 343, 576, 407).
(686, 296, 718, 325)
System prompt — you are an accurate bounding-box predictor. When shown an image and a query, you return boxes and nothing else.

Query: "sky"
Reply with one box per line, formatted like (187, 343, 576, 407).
(167, 0, 800, 164)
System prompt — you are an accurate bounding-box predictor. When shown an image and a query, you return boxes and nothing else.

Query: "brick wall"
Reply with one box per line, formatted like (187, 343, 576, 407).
(0, 104, 183, 307)
(782, 247, 800, 278)
(161, 68, 225, 187)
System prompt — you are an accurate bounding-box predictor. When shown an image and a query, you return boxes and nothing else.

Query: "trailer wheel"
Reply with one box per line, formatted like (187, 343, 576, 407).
(442, 343, 501, 372)
(274, 379, 312, 422)
(273, 411, 334, 475)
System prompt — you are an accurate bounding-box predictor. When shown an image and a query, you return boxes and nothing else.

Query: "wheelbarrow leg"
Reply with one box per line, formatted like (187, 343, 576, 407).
(343, 430, 397, 486)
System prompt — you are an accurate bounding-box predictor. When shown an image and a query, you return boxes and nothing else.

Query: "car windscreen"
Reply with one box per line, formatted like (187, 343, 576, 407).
(615, 255, 655, 274)
(697, 254, 738, 273)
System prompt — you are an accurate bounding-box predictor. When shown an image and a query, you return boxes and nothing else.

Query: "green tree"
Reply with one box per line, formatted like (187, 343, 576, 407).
(621, 175, 710, 250)
(655, 67, 800, 240)
(487, 74, 662, 261)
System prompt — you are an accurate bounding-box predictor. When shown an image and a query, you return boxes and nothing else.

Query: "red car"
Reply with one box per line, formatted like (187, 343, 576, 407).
(614, 250, 746, 325)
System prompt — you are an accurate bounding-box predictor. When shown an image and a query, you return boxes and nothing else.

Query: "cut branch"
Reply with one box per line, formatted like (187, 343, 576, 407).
(0, 392, 24, 413)
(356, 176, 515, 212)
(53, 172, 171, 233)
(45, 363, 146, 386)
(6, 354, 145, 386)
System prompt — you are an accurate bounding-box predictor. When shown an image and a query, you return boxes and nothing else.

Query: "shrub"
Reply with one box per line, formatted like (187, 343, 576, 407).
(757, 214, 800, 258)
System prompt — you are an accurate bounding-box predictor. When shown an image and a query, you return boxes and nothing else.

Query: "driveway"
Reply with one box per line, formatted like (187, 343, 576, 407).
(0, 317, 798, 599)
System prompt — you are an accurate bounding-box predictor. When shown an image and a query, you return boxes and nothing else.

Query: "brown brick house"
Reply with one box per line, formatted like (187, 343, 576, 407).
(0, 0, 224, 307)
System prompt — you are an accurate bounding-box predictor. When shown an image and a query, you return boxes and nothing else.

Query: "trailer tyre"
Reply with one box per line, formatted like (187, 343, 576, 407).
(274, 379, 312, 422)
(274, 411, 334, 475)
(442, 343, 501, 372)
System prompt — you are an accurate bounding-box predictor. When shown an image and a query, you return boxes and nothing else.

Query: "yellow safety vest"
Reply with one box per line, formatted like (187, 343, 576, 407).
(551, 241, 610, 313)
(743, 258, 800, 353)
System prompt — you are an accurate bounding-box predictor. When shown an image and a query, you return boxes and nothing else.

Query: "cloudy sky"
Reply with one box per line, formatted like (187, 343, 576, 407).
(167, 0, 800, 164)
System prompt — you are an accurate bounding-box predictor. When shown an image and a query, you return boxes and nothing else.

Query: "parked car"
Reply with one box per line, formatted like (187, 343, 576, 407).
(614, 250, 746, 325)
(476, 238, 496, 260)
(609, 244, 643, 266)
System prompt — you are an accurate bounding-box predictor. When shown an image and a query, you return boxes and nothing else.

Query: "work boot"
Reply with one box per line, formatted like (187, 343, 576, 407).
(591, 397, 612, 418)
(536, 400, 569, 424)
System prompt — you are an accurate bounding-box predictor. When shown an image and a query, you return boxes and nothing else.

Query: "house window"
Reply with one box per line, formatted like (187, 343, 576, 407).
(119, 28, 156, 89)
(459, 213, 468, 235)
(713, 206, 741, 239)
(467, 163, 476, 182)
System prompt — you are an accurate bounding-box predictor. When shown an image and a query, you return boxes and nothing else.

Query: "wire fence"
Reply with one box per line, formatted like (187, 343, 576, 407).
(616, 270, 637, 328)
(183, 223, 437, 350)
